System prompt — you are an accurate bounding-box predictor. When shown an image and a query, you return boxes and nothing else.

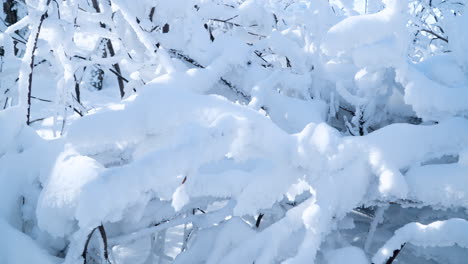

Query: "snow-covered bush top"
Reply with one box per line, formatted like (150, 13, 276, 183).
(0, 0, 467, 263)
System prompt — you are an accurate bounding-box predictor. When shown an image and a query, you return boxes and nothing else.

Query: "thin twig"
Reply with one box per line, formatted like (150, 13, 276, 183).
(168, 49, 251, 101)
(31, 95, 52, 102)
(420, 29, 448, 43)
(209, 18, 242, 27)
(28, 117, 46, 124)
(98, 225, 111, 263)
(384, 243, 406, 264)
(108, 67, 129, 83)
(82, 227, 97, 264)
(255, 214, 264, 228)
(25, 0, 52, 125)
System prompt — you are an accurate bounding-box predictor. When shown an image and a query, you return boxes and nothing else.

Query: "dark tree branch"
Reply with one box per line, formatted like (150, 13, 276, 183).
(255, 213, 264, 228)
(82, 225, 112, 264)
(254, 50, 273, 67)
(91, 0, 125, 98)
(74, 73, 82, 103)
(247, 31, 267, 38)
(382, 243, 405, 264)
(31, 95, 52, 102)
(33, 59, 47, 67)
(3, 97, 9, 109)
(3, 0, 18, 26)
(209, 18, 242, 27)
(108, 67, 129, 83)
(106, 40, 125, 98)
(167, 49, 251, 101)
(162, 23, 170, 33)
(220, 77, 251, 101)
(28, 117, 46, 124)
(26, 0, 51, 125)
(73, 107, 84, 117)
(149, 7, 156, 22)
(81, 227, 97, 264)
(98, 225, 111, 262)
(420, 29, 448, 43)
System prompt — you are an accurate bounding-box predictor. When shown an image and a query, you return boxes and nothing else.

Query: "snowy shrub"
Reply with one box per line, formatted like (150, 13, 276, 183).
(0, 0, 468, 263)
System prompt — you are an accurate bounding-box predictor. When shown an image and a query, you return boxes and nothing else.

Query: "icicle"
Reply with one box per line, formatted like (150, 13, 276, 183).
(364, 205, 388, 253)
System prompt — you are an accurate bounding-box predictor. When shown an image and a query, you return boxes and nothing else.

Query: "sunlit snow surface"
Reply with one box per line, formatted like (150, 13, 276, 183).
(1, 0, 468, 263)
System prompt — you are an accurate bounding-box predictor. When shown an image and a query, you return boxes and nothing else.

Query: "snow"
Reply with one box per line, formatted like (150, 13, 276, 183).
(0, 219, 59, 264)
(406, 163, 468, 208)
(322, 0, 407, 57)
(396, 65, 468, 120)
(1, 0, 468, 263)
(373, 219, 468, 264)
(0, 107, 26, 154)
(37, 147, 105, 237)
(326, 246, 369, 264)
